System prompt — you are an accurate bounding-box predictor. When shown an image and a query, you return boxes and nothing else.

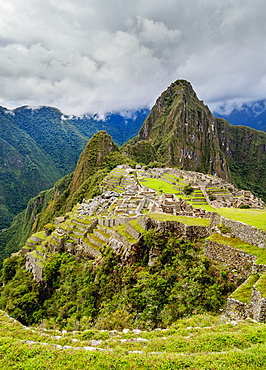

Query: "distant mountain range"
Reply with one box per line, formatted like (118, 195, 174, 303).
(213, 100, 266, 132)
(0, 106, 148, 229)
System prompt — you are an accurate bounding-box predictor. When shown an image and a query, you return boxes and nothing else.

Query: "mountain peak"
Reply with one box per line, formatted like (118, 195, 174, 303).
(69, 131, 118, 196)
(126, 80, 227, 178)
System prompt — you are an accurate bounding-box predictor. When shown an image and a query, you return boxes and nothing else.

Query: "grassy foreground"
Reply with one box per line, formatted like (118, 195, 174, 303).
(0, 311, 266, 370)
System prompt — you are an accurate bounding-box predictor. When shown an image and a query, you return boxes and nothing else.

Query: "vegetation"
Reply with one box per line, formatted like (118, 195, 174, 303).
(0, 173, 72, 265)
(0, 106, 147, 231)
(122, 140, 157, 165)
(0, 230, 237, 330)
(2, 79, 266, 367)
(139, 178, 180, 195)
(183, 184, 194, 195)
(0, 310, 266, 369)
(0, 132, 135, 264)
(122, 80, 266, 202)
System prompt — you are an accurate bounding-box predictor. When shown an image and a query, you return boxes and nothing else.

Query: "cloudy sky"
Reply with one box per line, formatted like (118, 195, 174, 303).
(0, 0, 265, 115)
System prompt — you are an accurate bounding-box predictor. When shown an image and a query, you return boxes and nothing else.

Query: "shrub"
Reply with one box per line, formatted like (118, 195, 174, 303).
(218, 223, 231, 234)
(183, 184, 194, 195)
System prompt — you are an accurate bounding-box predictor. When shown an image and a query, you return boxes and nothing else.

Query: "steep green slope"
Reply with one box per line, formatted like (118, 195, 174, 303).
(123, 80, 229, 179)
(12, 106, 87, 173)
(216, 118, 266, 200)
(0, 108, 62, 228)
(0, 230, 236, 328)
(0, 173, 73, 263)
(0, 106, 146, 230)
(31, 131, 135, 232)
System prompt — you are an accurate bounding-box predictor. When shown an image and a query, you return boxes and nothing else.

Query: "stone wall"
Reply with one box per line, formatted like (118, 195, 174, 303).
(225, 287, 266, 322)
(250, 287, 266, 321)
(143, 218, 212, 242)
(204, 239, 257, 278)
(210, 213, 266, 248)
(108, 237, 133, 264)
(25, 254, 44, 283)
(205, 237, 266, 322)
(126, 223, 141, 240)
(225, 298, 252, 320)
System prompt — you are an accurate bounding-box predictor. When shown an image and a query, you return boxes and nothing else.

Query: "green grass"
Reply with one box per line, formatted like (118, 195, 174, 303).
(0, 311, 266, 369)
(217, 208, 266, 231)
(162, 173, 186, 184)
(139, 177, 182, 195)
(147, 213, 210, 226)
(231, 274, 259, 303)
(197, 204, 216, 212)
(255, 272, 266, 297)
(207, 234, 266, 265)
(114, 224, 138, 244)
(128, 219, 146, 234)
(32, 231, 46, 239)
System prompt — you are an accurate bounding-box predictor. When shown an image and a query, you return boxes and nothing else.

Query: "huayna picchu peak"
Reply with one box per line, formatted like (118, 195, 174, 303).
(123, 79, 266, 202)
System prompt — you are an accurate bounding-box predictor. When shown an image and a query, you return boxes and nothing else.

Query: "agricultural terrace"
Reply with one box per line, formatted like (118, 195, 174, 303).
(217, 208, 266, 231)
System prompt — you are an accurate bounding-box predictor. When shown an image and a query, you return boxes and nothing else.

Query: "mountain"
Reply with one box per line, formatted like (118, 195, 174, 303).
(123, 80, 266, 201)
(0, 106, 73, 229)
(213, 100, 266, 132)
(0, 106, 147, 229)
(31, 130, 135, 233)
(123, 80, 230, 178)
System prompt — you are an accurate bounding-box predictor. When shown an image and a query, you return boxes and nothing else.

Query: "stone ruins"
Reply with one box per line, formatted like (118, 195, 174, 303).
(21, 166, 266, 322)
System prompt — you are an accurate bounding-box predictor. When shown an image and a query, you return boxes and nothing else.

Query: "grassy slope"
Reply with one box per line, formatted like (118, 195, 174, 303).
(0, 311, 265, 370)
(217, 208, 266, 231)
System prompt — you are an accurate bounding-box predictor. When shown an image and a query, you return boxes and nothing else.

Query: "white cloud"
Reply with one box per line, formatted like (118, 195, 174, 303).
(0, 0, 265, 114)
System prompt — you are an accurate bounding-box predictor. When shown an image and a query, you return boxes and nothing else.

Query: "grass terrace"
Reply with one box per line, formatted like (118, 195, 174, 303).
(197, 204, 216, 212)
(207, 234, 266, 265)
(128, 219, 146, 234)
(114, 224, 138, 244)
(139, 177, 186, 196)
(162, 173, 186, 184)
(217, 208, 266, 231)
(255, 272, 266, 297)
(231, 274, 260, 303)
(147, 213, 210, 226)
(32, 231, 46, 239)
